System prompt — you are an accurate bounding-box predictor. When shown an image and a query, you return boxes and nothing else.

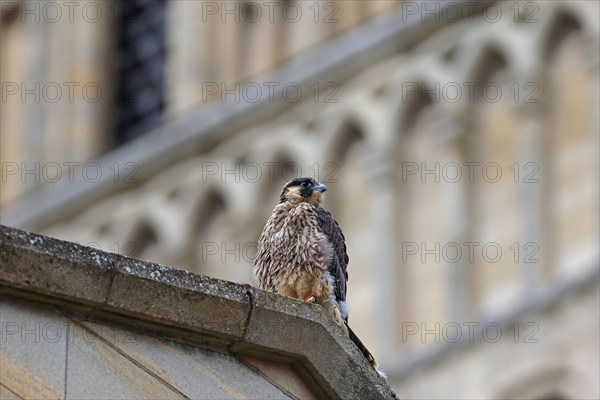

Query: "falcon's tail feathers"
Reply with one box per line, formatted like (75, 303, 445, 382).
(345, 322, 387, 379)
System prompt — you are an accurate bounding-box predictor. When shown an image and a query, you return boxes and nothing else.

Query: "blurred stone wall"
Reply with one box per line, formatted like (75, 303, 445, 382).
(0, 0, 399, 205)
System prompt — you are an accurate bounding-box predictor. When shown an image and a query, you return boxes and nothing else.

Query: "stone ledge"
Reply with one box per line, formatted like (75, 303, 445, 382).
(0, 224, 397, 399)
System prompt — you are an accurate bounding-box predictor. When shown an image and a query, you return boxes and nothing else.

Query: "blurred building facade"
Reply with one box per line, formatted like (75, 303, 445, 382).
(1, 1, 599, 398)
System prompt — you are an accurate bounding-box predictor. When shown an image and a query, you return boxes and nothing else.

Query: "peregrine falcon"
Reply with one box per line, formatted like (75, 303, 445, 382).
(253, 177, 384, 377)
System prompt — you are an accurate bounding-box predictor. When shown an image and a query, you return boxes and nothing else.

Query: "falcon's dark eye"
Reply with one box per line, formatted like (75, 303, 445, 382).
(300, 181, 310, 188)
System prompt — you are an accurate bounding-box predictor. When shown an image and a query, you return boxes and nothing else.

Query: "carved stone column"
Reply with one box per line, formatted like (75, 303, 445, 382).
(167, 1, 213, 115)
(511, 73, 549, 299)
(426, 106, 474, 322)
(364, 144, 397, 364)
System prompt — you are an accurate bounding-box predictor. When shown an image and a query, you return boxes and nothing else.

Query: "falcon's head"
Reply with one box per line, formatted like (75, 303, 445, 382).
(279, 177, 328, 206)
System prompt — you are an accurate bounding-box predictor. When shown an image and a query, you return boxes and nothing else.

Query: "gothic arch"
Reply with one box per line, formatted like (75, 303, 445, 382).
(248, 147, 301, 204)
(326, 116, 366, 163)
(126, 217, 161, 259)
(191, 189, 228, 239)
(539, 8, 582, 62)
(322, 118, 368, 217)
(396, 79, 436, 135)
(466, 44, 509, 100)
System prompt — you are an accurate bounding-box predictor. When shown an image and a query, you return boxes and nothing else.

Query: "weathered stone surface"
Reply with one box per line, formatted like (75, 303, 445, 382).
(241, 355, 319, 400)
(80, 320, 291, 399)
(0, 384, 21, 400)
(0, 299, 67, 399)
(106, 256, 250, 342)
(65, 322, 183, 399)
(0, 226, 115, 305)
(237, 286, 396, 400)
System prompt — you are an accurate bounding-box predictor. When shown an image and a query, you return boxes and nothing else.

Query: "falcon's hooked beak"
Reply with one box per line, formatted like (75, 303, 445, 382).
(313, 183, 328, 192)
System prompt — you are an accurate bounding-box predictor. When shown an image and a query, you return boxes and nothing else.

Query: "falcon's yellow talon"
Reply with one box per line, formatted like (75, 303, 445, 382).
(305, 294, 317, 303)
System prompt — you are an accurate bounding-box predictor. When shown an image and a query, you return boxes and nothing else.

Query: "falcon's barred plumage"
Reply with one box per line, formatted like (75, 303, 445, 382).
(253, 177, 384, 377)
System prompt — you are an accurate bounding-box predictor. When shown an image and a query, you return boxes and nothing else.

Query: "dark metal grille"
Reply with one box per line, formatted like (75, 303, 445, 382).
(115, 0, 167, 144)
